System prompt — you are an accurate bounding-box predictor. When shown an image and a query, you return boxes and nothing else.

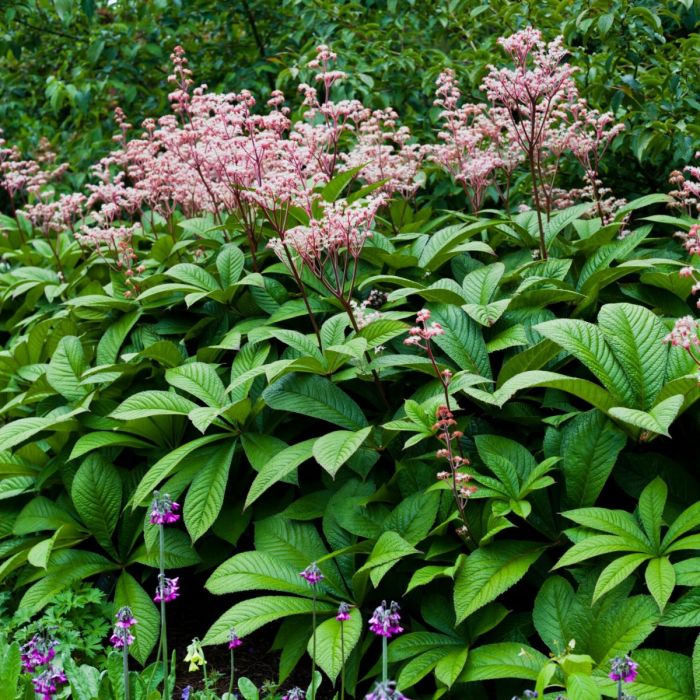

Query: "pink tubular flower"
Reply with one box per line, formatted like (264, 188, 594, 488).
(32, 666, 67, 700)
(228, 629, 243, 649)
(149, 491, 181, 525)
(368, 600, 403, 638)
(110, 606, 137, 648)
(20, 633, 57, 672)
(154, 575, 180, 603)
(609, 655, 638, 683)
(300, 562, 324, 586)
(336, 602, 351, 621)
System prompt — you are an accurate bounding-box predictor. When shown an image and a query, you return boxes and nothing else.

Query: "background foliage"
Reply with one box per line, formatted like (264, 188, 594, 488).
(2, 0, 700, 194)
(2, 2, 700, 700)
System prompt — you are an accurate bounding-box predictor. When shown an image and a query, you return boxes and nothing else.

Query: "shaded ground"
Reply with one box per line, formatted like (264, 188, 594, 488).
(166, 576, 333, 698)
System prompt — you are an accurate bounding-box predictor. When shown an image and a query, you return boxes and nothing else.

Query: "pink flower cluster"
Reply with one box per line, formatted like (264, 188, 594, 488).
(664, 316, 700, 350)
(403, 309, 445, 348)
(427, 27, 625, 225)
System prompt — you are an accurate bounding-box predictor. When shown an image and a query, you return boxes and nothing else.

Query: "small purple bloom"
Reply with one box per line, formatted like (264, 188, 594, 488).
(365, 680, 409, 699)
(149, 491, 181, 525)
(228, 628, 243, 649)
(114, 605, 137, 629)
(182, 687, 192, 700)
(154, 575, 180, 603)
(336, 602, 351, 621)
(368, 600, 403, 638)
(300, 562, 324, 586)
(609, 655, 638, 683)
(282, 688, 306, 700)
(21, 633, 57, 672)
(32, 666, 67, 699)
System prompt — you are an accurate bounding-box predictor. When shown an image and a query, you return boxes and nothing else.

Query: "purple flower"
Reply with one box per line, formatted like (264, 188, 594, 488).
(609, 655, 638, 683)
(115, 606, 137, 629)
(110, 629, 135, 649)
(336, 602, 351, 621)
(228, 629, 243, 649)
(300, 562, 324, 586)
(149, 491, 180, 525)
(32, 666, 67, 699)
(365, 680, 409, 700)
(282, 688, 306, 700)
(154, 575, 180, 603)
(182, 687, 192, 700)
(368, 600, 403, 638)
(20, 633, 57, 672)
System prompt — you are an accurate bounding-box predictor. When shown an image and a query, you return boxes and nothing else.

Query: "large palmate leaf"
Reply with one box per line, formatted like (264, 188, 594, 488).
(453, 540, 545, 622)
(263, 374, 368, 430)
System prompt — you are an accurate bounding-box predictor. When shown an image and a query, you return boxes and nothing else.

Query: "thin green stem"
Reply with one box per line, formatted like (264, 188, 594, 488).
(228, 647, 235, 698)
(123, 643, 130, 700)
(311, 590, 317, 700)
(159, 524, 169, 700)
(382, 636, 388, 684)
(340, 622, 345, 700)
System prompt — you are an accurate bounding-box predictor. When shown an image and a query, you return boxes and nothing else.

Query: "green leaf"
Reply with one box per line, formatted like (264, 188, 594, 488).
(662, 502, 700, 550)
(114, 571, 160, 665)
(312, 427, 372, 478)
(217, 245, 245, 287)
(263, 374, 367, 430)
(638, 477, 667, 548)
(166, 262, 219, 291)
(357, 531, 420, 586)
(132, 434, 227, 506)
(96, 310, 140, 365)
(646, 556, 675, 611)
(598, 303, 668, 410)
(566, 673, 601, 700)
(69, 431, 151, 460)
(561, 507, 650, 548)
(203, 596, 335, 645)
(308, 608, 362, 683)
(560, 411, 626, 507)
(0, 640, 21, 700)
(166, 362, 227, 408)
(184, 439, 236, 541)
(19, 550, 116, 613)
(46, 336, 87, 401)
(71, 456, 121, 556)
(111, 390, 199, 420)
(609, 395, 684, 437)
(434, 646, 469, 688)
(459, 643, 548, 682)
(454, 541, 544, 622)
(533, 576, 579, 653)
(622, 649, 693, 700)
(593, 553, 651, 602)
(429, 303, 491, 377)
(661, 588, 700, 627)
(535, 318, 632, 404)
(397, 648, 445, 689)
(206, 551, 311, 596)
(245, 439, 316, 508)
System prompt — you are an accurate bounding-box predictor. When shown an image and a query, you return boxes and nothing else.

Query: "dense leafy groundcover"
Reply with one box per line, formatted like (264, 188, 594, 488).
(3, 15, 700, 700)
